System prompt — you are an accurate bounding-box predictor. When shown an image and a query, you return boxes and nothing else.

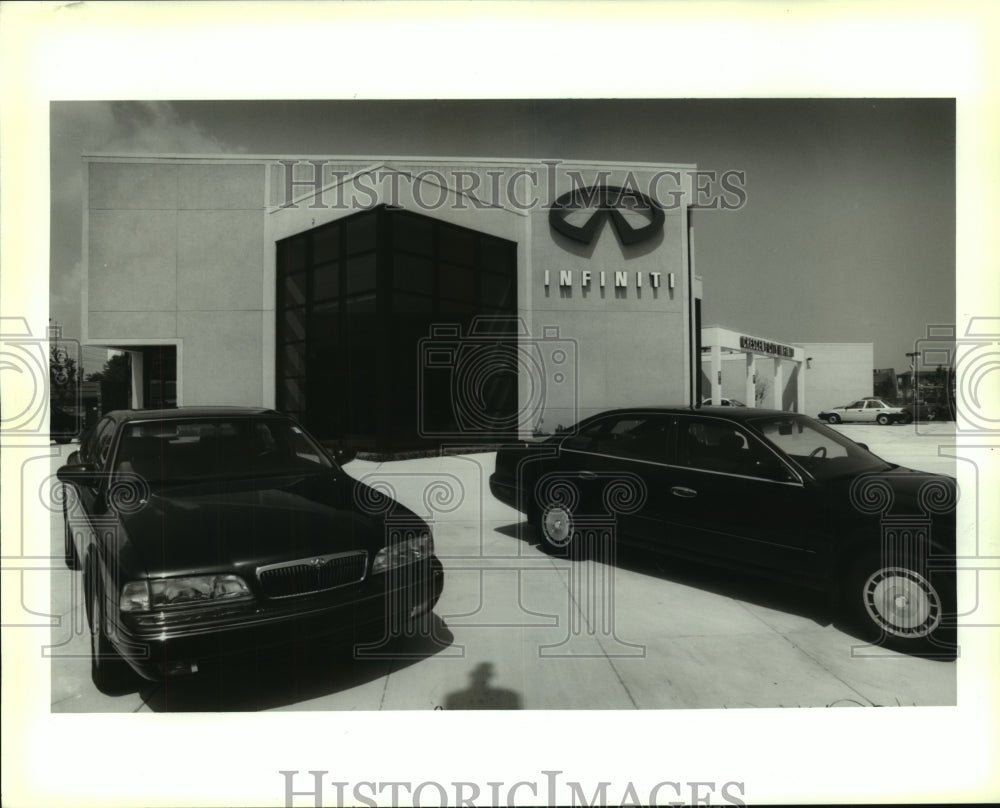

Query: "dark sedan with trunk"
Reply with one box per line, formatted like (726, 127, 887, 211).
(490, 406, 957, 655)
(58, 407, 443, 692)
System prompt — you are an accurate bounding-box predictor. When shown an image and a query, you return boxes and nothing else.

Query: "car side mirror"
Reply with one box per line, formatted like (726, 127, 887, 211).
(56, 463, 103, 489)
(67, 450, 81, 465)
(856, 442, 869, 451)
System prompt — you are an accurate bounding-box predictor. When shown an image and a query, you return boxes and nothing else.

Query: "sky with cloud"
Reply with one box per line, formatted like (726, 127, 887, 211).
(49, 99, 955, 370)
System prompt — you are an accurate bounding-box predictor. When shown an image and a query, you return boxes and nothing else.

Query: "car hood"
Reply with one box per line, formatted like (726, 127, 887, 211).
(119, 473, 424, 578)
(831, 465, 958, 527)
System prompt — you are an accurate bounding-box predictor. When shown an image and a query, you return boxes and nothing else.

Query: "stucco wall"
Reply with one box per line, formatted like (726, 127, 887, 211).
(85, 159, 267, 405)
(85, 156, 696, 434)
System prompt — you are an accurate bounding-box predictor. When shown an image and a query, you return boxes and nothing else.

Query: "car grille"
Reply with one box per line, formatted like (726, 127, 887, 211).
(256, 551, 367, 599)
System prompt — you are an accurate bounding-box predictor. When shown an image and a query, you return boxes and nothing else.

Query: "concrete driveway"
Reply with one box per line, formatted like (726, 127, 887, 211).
(49, 423, 959, 712)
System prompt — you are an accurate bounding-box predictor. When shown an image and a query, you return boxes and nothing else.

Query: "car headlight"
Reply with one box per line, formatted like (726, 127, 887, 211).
(372, 529, 433, 574)
(119, 575, 253, 613)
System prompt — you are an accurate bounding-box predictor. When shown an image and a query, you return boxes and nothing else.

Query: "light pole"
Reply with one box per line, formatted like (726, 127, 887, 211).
(905, 351, 921, 404)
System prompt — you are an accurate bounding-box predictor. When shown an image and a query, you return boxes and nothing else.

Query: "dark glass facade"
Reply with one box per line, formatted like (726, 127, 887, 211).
(276, 206, 518, 450)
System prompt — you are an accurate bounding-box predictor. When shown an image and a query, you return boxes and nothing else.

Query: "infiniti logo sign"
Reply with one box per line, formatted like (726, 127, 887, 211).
(548, 185, 665, 247)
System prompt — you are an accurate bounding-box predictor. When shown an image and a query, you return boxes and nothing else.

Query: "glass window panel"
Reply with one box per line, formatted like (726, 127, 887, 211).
(392, 211, 433, 255)
(282, 307, 306, 342)
(313, 264, 339, 301)
(480, 238, 512, 273)
(308, 300, 338, 340)
(393, 292, 434, 313)
(281, 272, 307, 308)
(313, 225, 340, 264)
(346, 253, 377, 295)
(281, 343, 306, 377)
(277, 236, 307, 275)
(346, 211, 377, 254)
(481, 271, 513, 307)
(440, 262, 477, 303)
(439, 298, 478, 314)
(343, 293, 376, 315)
(392, 252, 434, 295)
(439, 226, 476, 265)
(282, 377, 306, 411)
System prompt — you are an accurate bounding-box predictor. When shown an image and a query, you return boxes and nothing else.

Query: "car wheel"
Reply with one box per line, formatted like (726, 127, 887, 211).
(826, 413, 841, 424)
(876, 414, 890, 425)
(63, 512, 79, 570)
(901, 411, 914, 424)
(844, 551, 955, 655)
(89, 581, 135, 695)
(536, 502, 582, 557)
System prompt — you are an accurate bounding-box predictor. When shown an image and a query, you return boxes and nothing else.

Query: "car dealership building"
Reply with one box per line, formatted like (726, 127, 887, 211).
(81, 154, 872, 450)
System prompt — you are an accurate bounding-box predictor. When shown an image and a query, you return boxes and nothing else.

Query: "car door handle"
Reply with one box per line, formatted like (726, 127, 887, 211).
(671, 486, 697, 498)
(579, 471, 597, 479)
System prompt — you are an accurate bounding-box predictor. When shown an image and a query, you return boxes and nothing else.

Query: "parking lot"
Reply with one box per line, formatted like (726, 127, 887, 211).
(50, 423, 960, 712)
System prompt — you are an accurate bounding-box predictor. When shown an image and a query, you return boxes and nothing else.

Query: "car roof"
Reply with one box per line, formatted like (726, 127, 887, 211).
(104, 406, 280, 422)
(585, 405, 799, 423)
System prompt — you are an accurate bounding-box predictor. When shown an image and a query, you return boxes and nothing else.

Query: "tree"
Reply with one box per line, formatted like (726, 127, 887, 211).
(86, 352, 131, 385)
(87, 352, 132, 413)
(50, 344, 79, 405)
(755, 378, 770, 406)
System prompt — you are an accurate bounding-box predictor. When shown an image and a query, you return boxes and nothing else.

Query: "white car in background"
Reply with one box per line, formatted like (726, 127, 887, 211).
(700, 397, 746, 407)
(818, 397, 909, 425)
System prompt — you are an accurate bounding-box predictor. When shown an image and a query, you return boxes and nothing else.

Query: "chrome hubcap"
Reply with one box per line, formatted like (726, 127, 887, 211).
(543, 506, 572, 546)
(864, 567, 940, 637)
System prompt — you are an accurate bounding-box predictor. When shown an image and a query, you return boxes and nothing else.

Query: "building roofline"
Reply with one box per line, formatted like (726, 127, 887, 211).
(81, 152, 699, 171)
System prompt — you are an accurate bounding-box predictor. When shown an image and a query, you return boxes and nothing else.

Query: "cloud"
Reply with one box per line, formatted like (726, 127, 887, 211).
(50, 102, 243, 338)
(101, 101, 236, 155)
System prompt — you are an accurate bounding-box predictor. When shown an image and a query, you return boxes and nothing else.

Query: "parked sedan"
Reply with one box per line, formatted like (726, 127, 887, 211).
(490, 406, 956, 654)
(58, 407, 443, 693)
(818, 397, 908, 425)
(700, 397, 746, 407)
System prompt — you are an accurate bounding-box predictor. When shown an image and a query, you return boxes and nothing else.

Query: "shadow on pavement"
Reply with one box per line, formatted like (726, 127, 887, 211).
(496, 519, 957, 662)
(443, 661, 522, 710)
(138, 615, 455, 711)
(497, 519, 831, 625)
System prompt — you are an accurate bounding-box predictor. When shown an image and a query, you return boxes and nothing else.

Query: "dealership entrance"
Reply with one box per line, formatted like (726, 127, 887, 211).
(700, 325, 806, 411)
(276, 205, 518, 450)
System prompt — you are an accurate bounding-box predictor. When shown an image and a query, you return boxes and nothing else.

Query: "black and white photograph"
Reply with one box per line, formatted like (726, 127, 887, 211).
(2, 3, 998, 807)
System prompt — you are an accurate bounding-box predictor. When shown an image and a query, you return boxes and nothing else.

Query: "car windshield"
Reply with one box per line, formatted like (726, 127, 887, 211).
(747, 414, 892, 480)
(113, 417, 333, 485)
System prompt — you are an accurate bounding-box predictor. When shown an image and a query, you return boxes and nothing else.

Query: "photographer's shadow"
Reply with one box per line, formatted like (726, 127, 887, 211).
(444, 662, 522, 710)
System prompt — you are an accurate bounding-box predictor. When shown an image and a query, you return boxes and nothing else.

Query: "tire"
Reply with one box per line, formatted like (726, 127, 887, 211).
(876, 414, 890, 425)
(89, 579, 136, 694)
(63, 512, 79, 570)
(843, 550, 955, 655)
(535, 501, 582, 558)
(826, 413, 841, 424)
